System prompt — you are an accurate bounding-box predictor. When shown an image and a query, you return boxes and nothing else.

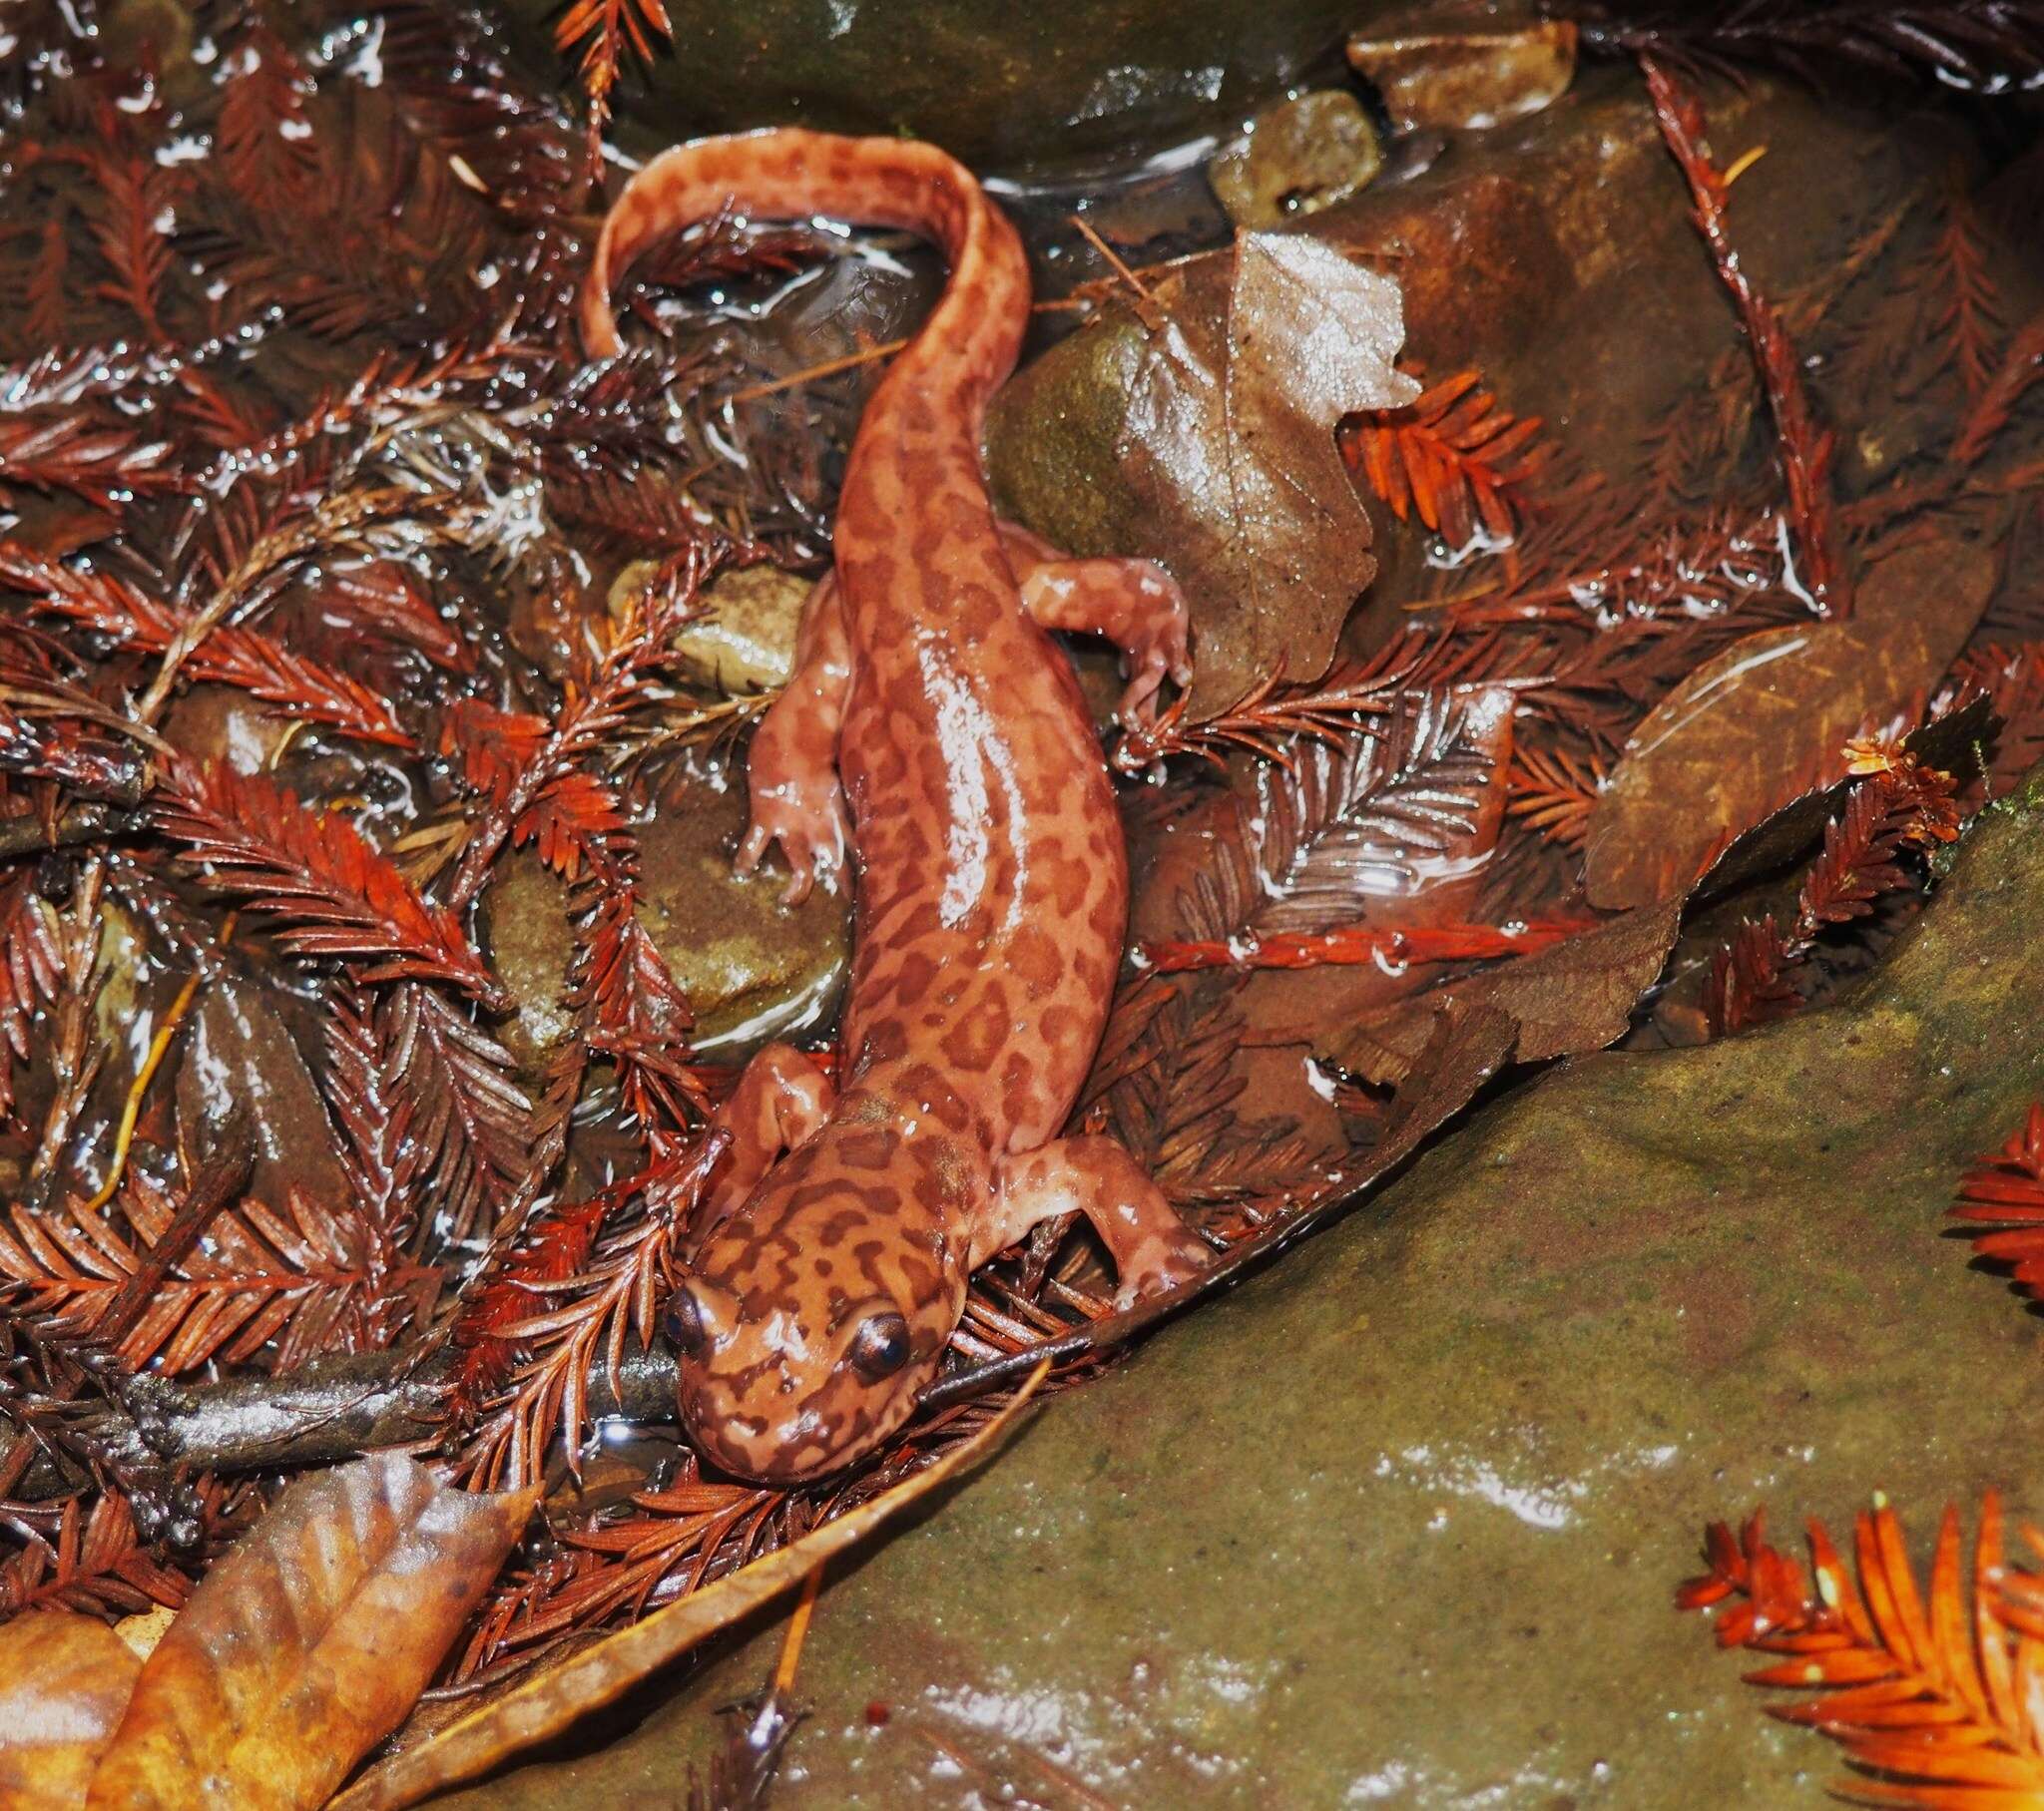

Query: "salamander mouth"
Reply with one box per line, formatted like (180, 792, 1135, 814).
(677, 1376, 921, 1485)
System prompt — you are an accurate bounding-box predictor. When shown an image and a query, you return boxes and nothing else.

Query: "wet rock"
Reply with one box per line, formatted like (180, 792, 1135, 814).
(1348, 18, 1578, 133)
(497, 0, 1375, 175)
(173, 972, 350, 1209)
(480, 777, 854, 1075)
(637, 766, 849, 1059)
(988, 70, 1986, 697)
(478, 849, 580, 1075)
(1208, 90, 1383, 229)
(666, 564, 811, 696)
(447, 767, 2044, 1805)
(161, 683, 295, 776)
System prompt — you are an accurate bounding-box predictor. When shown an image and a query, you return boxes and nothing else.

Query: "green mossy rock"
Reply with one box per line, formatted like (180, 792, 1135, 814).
(444, 772, 2044, 1805)
(480, 771, 850, 1074)
(634, 767, 851, 1060)
(497, 0, 1363, 174)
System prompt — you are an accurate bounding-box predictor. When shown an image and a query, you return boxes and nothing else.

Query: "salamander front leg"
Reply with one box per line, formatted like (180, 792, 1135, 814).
(736, 573, 852, 906)
(998, 523, 1193, 728)
(986, 1136, 1213, 1310)
(700, 1041, 836, 1236)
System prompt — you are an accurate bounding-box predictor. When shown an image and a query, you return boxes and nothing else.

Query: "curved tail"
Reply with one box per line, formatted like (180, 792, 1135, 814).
(579, 128, 1029, 412)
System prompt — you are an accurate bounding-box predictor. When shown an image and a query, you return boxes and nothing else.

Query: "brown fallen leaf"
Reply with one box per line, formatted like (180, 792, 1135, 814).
(82, 1454, 534, 1811)
(1583, 536, 1998, 908)
(332, 1368, 1047, 1811)
(1336, 899, 1683, 1084)
(0, 1612, 142, 1811)
(1112, 230, 1419, 718)
(113, 1606, 178, 1662)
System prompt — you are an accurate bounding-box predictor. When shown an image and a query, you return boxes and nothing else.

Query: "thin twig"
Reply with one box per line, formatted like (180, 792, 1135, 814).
(1640, 55, 1847, 617)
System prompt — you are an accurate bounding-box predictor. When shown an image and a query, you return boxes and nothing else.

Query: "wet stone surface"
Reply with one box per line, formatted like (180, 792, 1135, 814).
(668, 564, 810, 697)
(478, 767, 851, 1071)
(1207, 90, 1383, 229)
(442, 770, 2044, 1808)
(173, 973, 350, 1210)
(495, 0, 1371, 174)
(988, 68, 1986, 692)
(631, 765, 850, 1061)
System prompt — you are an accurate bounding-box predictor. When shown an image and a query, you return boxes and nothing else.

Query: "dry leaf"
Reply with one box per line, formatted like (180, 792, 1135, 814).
(113, 1606, 177, 1662)
(334, 1369, 1047, 1811)
(1336, 900, 1683, 1084)
(83, 1454, 535, 1811)
(0, 1612, 142, 1811)
(1584, 537, 1997, 908)
(1118, 231, 1420, 717)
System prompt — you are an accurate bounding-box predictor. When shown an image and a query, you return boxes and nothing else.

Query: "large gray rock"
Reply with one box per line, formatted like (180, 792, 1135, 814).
(438, 768, 2044, 1804)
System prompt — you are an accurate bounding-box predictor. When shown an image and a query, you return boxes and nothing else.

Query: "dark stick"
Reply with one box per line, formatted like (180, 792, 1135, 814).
(0, 803, 148, 859)
(18, 1343, 682, 1503)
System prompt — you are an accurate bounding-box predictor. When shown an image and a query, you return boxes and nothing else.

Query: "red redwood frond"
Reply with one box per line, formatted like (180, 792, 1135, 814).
(440, 697, 628, 881)
(25, 213, 69, 347)
(1701, 916, 1801, 1037)
(153, 754, 504, 1005)
(0, 414, 183, 508)
(1507, 743, 1605, 848)
(0, 1172, 438, 1374)
(1705, 747, 1958, 1036)
(1950, 1103, 2044, 1300)
(0, 1491, 192, 1619)
(0, 542, 412, 747)
(1931, 196, 2005, 403)
(1953, 312, 2044, 467)
(0, 873, 63, 1118)
(1340, 369, 1548, 549)
(85, 152, 175, 344)
(215, 23, 320, 207)
(1680, 1493, 2044, 1805)
(1642, 57, 1846, 617)
(1139, 916, 1592, 975)
(1113, 635, 1466, 772)
(449, 1138, 719, 1490)
(373, 981, 533, 1249)
(555, 0, 673, 164)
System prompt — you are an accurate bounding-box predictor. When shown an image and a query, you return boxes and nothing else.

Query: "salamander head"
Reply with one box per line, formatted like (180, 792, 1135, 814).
(664, 1194, 965, 1484)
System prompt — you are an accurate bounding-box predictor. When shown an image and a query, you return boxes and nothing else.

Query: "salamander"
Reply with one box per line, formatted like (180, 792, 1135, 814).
(581, 128, 1212, 1484)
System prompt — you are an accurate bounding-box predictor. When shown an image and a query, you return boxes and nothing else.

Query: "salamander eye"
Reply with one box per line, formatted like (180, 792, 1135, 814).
(848, 1312, 912, 1382)
(664, 1286, 711, 1361)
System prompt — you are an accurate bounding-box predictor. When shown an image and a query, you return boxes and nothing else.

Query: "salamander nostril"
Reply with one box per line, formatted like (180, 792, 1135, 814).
(664, 1286, 711, 1360)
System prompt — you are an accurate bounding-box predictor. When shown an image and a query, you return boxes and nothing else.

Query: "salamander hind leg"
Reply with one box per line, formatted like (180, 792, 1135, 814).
(987, 1136, 1213, 1310)
(735, 573, 852, 906)
(700, 1042, 836, 1236)
(999, 523, 1193, 729)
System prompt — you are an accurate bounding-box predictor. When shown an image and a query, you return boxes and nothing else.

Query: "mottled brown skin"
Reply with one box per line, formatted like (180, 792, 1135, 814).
(582, 129, 1212, 1484)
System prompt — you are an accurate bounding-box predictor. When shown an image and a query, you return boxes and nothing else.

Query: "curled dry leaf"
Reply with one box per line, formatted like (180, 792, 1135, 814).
(79, 1453, 534, 1811)
(1584, 537, 1998, 909)
(1108, 230, 1419, 718)
(0, 1612, 142, 1811)
(334, 1367, 1048, 1811)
